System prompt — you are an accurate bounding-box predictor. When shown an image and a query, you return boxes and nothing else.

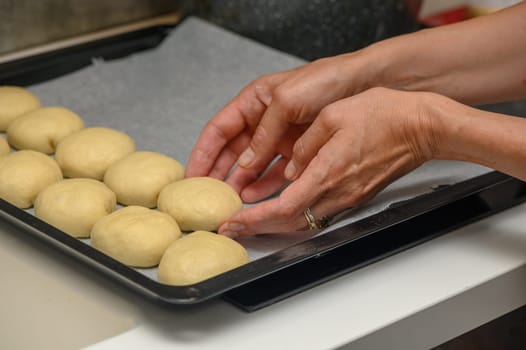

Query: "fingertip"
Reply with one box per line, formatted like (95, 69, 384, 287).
(240, 190, 259, 203)
(238, 147, 255, 168)
(186, 149, 211, 178)
(218, 221, 246, 239)
(284, 160, 297, 180)
(220, 230, 239, 239)
(225, 166, 259, 195)
(184, 168, 200, 178)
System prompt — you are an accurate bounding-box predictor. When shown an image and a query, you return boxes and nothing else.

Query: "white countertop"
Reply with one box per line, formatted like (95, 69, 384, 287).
(2, 201, 526, 350)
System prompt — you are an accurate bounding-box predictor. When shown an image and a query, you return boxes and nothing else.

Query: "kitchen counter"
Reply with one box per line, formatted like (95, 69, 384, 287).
(2, 200, 526, 349)
(2, 17, 526, 349)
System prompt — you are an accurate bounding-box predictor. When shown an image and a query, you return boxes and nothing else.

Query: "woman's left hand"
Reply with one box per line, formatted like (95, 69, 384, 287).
(219, 87, 443, 237)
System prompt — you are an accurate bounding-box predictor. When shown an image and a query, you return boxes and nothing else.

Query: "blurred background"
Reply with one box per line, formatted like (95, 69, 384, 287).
(0, 0, 520, 60)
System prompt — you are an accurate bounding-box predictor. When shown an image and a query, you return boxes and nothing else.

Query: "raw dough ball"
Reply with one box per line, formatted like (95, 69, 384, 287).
(104, 151, 184, 208)
(0, 86, 41, 131)
(158, 177, 242, 231)
(0, 137, 9, 156)
(7, 107, 84, 154)
(0, 150, 62, 208)
(91, 206, 181, 267)
(34, 178, 116, 238)
(158, 230, 249, 286)
(55, 127, 135, 180)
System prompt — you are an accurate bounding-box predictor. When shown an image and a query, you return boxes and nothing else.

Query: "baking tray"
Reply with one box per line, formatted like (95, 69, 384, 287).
(1, 17, 526, 312)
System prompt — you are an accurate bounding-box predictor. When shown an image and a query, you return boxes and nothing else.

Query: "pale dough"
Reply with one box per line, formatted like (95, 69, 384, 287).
(91, 206, 181, 267)
(7, 106, 84, 154)
(0, 136, 9, 156)
(34, 178, 116, 238)
(55, 127, 135, 180)
(158, 230, 249, 286)
(0, 150, 62, 208)
(157, 177, 242, 231)
(0, 86, 41, 131)
(104, 151, 184, 208)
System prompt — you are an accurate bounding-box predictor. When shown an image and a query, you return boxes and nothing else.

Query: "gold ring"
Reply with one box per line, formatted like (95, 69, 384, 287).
(303, 208, 331, 230)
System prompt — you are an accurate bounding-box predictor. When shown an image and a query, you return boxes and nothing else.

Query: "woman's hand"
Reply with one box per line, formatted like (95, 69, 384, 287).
(184, 2, 526, 237)
(218, 87, 441, 236)
(185, 53, 373, 202)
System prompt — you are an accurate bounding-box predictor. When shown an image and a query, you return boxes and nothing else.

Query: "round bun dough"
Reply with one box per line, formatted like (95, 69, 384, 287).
(7, 107, 84, 154)
(55, 127, 135, 180)
(91, 206, 181, 267)
(158, 230, 249, 286)
(34, 179, 116, 238)
(0, 86, 41, 131)
(104, 151, 184, 208)
(0, 150, 62, 208)
(158, 177, 242, 231)
(0, 137, 9, 156)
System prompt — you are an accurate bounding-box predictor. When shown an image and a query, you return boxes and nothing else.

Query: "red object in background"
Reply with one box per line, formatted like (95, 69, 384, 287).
(420, 5, 468, 26)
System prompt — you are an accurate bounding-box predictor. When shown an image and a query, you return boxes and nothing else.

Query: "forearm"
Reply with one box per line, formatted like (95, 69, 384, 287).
(354, 1, 526, 105)
(428, 93, 526, 180)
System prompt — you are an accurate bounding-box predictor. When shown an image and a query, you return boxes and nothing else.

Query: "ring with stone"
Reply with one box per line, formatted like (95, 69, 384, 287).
(303, 207, 331, 230)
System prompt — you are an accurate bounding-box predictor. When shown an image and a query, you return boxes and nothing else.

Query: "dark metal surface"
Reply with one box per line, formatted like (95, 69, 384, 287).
(1, 171, 525, 310)
(225, 172, 526, 311)
(191, 0, 421, 60)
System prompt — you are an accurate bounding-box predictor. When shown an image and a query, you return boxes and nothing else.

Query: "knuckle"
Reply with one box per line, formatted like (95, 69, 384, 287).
(250, 74, 273, 89)
(272, 86, 296, 111)
(312, 159, 331, 182)
(206, 121, 230, 144)
(249, 77, 274, 107)
(322, 173, 340, 194)
(318, 105, 341, 129)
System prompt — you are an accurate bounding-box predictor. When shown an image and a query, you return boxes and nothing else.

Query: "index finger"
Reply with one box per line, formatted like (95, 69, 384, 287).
(186, 73, 289, 177)
(185, 100, 252, 177)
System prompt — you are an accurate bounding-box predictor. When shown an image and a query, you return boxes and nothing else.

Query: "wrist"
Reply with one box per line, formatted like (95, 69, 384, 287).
(411, 91, 455, 162)
(369, 30, 438, 91)
(420, 93, 497, 165)
(327, 28, 439, 97)
(334, 45, 387, 96)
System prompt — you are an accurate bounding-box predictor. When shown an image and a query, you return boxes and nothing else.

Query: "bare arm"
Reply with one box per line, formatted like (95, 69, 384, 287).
(362, 1, 526, 104)
(430, 93, 526, 180)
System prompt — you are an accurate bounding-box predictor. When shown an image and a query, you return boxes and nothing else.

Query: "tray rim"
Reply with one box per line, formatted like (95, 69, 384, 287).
(1, 170, 524, 306)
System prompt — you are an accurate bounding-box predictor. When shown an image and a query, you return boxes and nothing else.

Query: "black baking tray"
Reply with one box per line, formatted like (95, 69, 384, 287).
(1, 21, 526, 312)
(1, 171, 525, 311)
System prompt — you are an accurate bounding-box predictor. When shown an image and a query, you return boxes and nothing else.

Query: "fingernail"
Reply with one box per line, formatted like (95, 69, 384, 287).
(221, 231, 239, 239)
(227, 222, 246, 231)
(238, 147, 255, 167)
(284, 161, 296, 180)
(220, 222, 245, 239)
